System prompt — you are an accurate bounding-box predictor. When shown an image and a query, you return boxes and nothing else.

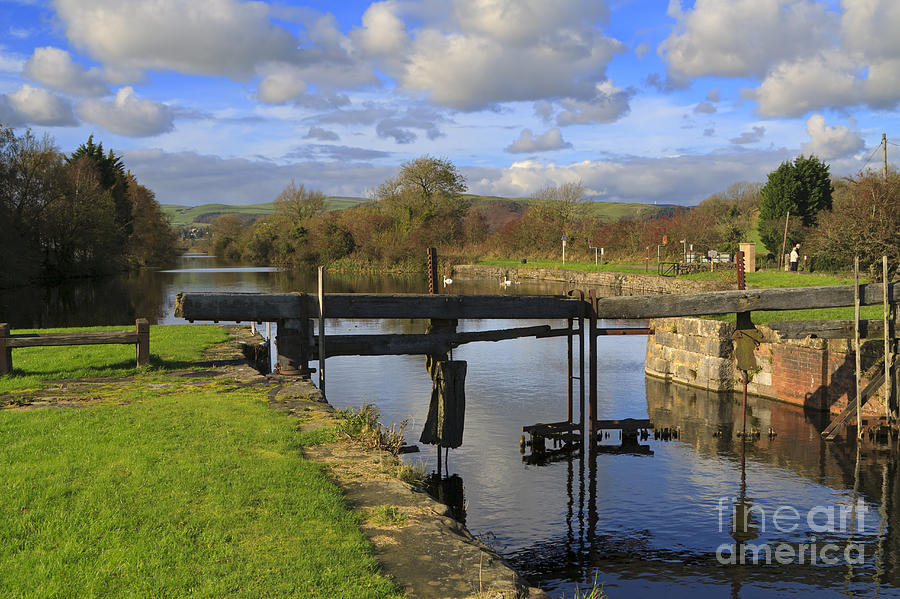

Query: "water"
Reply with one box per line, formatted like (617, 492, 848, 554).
(3, 254, 899, 598)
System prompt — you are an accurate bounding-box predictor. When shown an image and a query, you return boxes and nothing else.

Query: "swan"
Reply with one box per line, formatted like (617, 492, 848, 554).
(443, 277, 453, 287)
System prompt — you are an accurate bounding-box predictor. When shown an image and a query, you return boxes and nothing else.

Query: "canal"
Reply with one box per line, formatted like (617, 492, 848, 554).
(3, 254, 898, 598)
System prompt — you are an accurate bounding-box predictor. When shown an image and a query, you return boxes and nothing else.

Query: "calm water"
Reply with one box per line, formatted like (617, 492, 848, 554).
(3, 255, 899, 598)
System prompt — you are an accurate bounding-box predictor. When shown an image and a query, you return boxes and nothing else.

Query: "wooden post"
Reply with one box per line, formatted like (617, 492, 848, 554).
(136, 318, 150, 367)
(0, 323, 11, 375)
(588, 290, 598, 441)
(884, 256, 892, 418)
(419, 360, 467, 449)
(318, 266, 325, 393)
(276, 312, 310, 378)
(567, 317, 573, 423)
(855, 256, 862, 438)
(780, 211, 790, 270)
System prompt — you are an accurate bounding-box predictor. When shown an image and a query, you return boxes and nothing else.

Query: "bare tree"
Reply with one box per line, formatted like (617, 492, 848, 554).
(533, 180, 587, 234)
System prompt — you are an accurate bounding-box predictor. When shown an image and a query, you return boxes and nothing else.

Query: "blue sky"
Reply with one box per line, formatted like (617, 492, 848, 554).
(1, 0, 898, 206)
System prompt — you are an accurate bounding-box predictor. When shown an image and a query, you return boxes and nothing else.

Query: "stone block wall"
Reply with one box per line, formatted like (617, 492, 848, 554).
(645, 317, 886, 415)
(450, 264, 729, 294)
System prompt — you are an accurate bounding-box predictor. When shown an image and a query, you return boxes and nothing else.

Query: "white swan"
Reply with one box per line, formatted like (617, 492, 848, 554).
(443, 277, 453, 287)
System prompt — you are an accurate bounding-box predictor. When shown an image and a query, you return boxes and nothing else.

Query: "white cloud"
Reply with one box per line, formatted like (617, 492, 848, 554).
(23, 47, 108, 96)
(4, 84, 78, 126)
(693, 101, 716, 114)
(801, 114, 865, 159)
(256, 63, 307, 105)
(747, 50, 858, 117)
(351, 1, 409, 56)
(467, 150, 793, 205)
(53, 0, 299, 79)
(505, 128, 573, 153)
(660, 0, 836, 81)
(452, 0, 609, 44)
(556, 82, 633, 125)
(77, 86, 174, 136)
(389, 0, 623, 110)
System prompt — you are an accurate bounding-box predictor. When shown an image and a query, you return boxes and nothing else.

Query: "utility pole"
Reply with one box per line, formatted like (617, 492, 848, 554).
(883, 133, 888, 181)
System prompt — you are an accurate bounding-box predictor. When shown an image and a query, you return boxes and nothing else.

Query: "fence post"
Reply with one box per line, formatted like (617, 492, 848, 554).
(0, 323, 11, 375)
(136, 318, 150, 367)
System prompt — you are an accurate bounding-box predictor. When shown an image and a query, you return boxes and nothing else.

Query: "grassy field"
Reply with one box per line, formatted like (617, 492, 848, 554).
(163, 196, 669, 228)
(0, 326, 401, 598)
(473, 258, 887, 324)
(162, 197, 371, 227)
(0, 324, 231, 394)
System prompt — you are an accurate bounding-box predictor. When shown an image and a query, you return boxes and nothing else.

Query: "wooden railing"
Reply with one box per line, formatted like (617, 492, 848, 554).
(0, 319, 150, 375)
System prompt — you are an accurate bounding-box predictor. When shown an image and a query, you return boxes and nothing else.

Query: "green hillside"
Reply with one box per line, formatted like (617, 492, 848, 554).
(163, 195, 671, 228)
(162, 197, 371, 227)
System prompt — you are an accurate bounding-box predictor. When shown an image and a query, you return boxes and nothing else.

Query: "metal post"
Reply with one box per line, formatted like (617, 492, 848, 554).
(587, 290, 599, 441)
(567, 316, 573, 423)
(884, 256, 892, 418)
(855, 256, 862, 438)
(318, 265, 325, 393)
(741, 370, 748, 434)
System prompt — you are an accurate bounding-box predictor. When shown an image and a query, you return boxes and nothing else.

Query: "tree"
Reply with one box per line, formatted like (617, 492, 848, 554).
(374, 155, 469, 233)
(758, 155, 832, 253)
(274, 179, 325, 223)
(532, 180, 587, 235)
(125, 174, 179, 266)
(807, 171, 900, 278)
(68, 135, 131, 241)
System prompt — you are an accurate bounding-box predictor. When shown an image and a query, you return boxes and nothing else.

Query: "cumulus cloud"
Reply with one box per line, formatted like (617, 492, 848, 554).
(3, 84, 78, 126)
(556, 82, 633, 125)
(389, 0, 623, 110)
(730, 126, 766, 144)
(706, 88, 720, 102)
(304, 127, 339, 141)
(505, 128, 573, 153)
(351, 1, 409, 56)
(256, 63, 307, 104)
(660, 0, 836, 81)
(635, 42, 650, 59)
(53, 0, 299, 79)
(801, 114, 865, 159)
(466, 149, 794, 205)
(693, 101, 716, 114)
(77, 86, 174, 136)
(373, 105, 448, 143)
(664, 0, 900, 116)
(23, 47, 108, 96)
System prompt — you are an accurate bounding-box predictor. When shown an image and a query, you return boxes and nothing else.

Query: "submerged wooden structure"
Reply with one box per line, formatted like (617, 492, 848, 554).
(174, 279, 897, 447)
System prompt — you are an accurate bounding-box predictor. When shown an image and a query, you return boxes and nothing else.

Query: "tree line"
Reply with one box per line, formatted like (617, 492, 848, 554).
(207, 153, 897, 278)
(0, 127, 178, 287)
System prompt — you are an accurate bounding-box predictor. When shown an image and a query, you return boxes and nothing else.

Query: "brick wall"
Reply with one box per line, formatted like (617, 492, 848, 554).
(645, 317, 886, 415)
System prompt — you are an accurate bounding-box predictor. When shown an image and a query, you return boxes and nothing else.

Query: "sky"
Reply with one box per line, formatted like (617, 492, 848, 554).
(1, 0, 899, 207)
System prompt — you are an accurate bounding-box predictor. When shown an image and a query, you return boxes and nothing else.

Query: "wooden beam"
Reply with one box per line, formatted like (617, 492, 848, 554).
(176, 292, 582, 321)
(594, 283, 897, 319)
(6, 330, 138, 348)
(768, 317, 899, 339)
(315, 325, 553, 357)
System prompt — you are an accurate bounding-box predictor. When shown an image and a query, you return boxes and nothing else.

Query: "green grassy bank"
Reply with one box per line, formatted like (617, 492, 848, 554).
(0, 326, 401, 598)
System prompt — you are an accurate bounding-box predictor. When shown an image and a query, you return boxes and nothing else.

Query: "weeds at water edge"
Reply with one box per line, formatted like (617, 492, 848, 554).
(336, 403, 408, 455)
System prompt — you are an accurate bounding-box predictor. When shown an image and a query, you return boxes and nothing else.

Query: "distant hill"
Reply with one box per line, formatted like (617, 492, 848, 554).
(162, 195, 673, 228)
(161, 197, 371, 227)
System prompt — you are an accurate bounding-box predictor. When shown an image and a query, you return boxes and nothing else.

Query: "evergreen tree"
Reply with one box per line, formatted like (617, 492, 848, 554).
(758, 155, 832, 253)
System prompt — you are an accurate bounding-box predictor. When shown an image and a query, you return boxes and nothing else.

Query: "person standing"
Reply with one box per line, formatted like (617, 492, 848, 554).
(789, 243, 800, 272)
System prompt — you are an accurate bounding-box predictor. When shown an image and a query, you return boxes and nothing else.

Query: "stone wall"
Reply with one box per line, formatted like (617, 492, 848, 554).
(645, 317, 887, 415)
(450, 264, 729, 294)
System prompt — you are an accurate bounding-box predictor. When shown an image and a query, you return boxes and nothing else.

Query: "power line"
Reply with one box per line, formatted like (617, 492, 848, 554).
(859, 143, 882, 171)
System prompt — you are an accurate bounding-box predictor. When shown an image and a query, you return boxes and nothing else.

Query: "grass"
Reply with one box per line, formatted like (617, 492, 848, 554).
(367, 505, 408, 527)
(0, 324, 231, 394)
(0, 385, 401, 598)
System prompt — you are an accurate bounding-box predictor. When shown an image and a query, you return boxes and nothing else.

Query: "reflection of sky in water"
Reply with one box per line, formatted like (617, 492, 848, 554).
(8, 254, 900, 598)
